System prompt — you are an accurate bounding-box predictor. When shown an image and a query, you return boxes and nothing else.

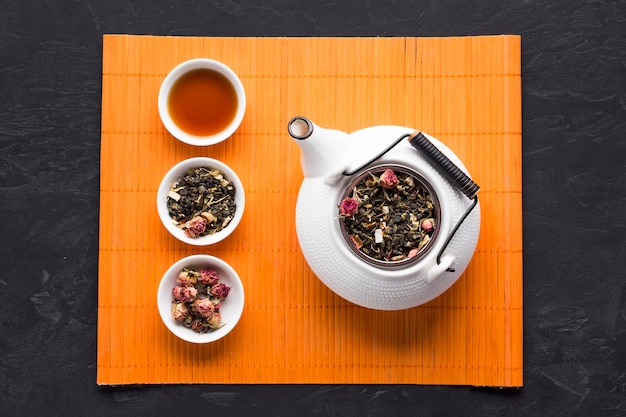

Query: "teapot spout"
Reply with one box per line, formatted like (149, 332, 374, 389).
(288, 116, 349, 184)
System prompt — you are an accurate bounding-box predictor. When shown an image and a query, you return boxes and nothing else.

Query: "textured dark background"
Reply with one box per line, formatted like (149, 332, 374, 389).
(1, 0, 625, 416)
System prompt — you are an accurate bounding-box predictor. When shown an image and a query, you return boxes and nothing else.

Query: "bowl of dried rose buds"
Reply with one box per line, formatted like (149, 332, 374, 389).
(157, 254, 245, 343)
(157, 157, 245, 246)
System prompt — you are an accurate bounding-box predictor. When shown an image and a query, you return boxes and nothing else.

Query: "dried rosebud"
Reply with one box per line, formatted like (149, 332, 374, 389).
(199, 268, 220, 285)
(171, 301, 189, 321)
(182, 286, 198, 302)
(210, 282, 231, 300)
(421, 218, 434, 233)
(192, 297, 215, 318)
(190, 318, 205, 333)
(172, 285, 185, 301)
(339, 197, 359, 216)
(379, 169, 399, 189)
(184, 216, 207, 238)
(176, 270, 198, 286)
(207, 312, 222, 329)
(172, 285, 198, 302)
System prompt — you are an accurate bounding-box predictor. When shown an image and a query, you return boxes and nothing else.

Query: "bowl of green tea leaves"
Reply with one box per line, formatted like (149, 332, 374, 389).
(157, 157, 245, 246)
(338, 165, 440, 268)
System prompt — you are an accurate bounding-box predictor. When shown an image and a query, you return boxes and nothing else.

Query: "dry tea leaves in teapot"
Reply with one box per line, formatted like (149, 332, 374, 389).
(339, 168, 437, 263)
(167, 167, 237, 238)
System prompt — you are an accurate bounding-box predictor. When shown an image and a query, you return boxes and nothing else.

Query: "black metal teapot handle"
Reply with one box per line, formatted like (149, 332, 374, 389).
(407, 131, 480, 199)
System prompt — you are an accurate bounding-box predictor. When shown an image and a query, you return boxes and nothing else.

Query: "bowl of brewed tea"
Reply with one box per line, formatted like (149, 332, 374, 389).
(158, 58, 246, 146)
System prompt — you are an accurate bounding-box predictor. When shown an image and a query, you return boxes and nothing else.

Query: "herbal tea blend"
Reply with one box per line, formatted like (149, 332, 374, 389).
(339, 168, 438, 263)
(170, 267, 230, 333)
(166, 167, 237, 238)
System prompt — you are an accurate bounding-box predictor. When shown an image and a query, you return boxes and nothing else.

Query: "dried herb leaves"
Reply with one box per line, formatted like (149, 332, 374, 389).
(167, 167, 237, 238)
(339, 168, 437, 263)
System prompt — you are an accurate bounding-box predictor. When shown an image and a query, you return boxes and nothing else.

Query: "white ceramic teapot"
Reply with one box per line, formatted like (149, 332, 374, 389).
(288, 117, 481, 310)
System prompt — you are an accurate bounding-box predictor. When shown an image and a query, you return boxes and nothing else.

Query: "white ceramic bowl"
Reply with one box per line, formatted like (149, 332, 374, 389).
(157, 157, 245, 246)
(158, 58, 246, 146)
(157, 254, 245, 344)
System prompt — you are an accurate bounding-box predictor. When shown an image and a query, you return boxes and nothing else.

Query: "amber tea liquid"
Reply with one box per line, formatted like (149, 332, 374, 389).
(168, 68, 238, 137)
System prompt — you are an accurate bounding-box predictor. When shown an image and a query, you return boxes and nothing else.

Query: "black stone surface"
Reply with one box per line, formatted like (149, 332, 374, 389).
(1, 0, 625, 416)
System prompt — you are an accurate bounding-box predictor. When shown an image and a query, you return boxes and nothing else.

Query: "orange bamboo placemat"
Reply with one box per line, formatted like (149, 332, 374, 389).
(98, 34, 522, 386)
